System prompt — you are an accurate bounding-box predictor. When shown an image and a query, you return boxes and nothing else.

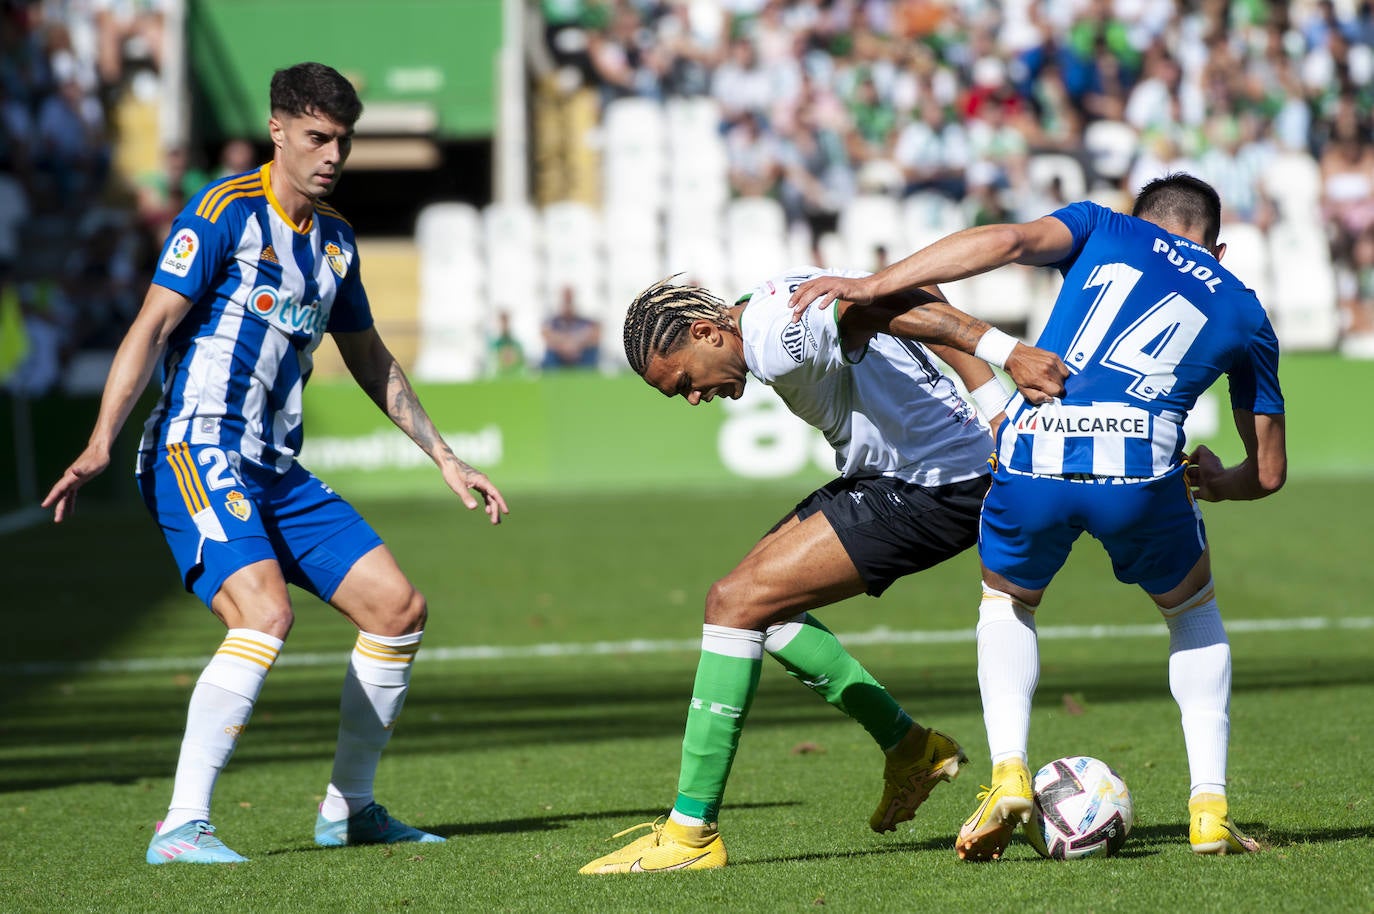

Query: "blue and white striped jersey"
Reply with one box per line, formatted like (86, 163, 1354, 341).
(998, 201, 1284, 478)
(137, 164, 374, 475)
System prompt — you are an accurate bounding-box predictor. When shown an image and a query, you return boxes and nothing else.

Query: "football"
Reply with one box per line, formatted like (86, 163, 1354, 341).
(1024, 756, 1133, 859)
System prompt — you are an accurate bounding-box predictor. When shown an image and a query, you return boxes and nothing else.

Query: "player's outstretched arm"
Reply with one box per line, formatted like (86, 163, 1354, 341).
(42, 285, 193, 522)
(788, 216, 1076, 321)
(334, 327, 510, 525)
(842, 288, 1067, 404)
(1187, 412, 1287, 502)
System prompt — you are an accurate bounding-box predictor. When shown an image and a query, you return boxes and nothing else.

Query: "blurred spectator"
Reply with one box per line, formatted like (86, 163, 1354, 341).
(725, 110, 784, 198)
(4, 278, 72, 398)
(488, 310, 527, 377)
(541, 286, 601, 370)
(135, 144, 209, 241)
(894, 97, 968, 200)
(36, 68, 108, 207)
(216, 137, 256, 178)
(1319, 107, 1374, 335)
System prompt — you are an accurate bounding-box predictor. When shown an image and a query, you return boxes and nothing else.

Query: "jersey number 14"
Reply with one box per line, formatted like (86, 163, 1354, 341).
(1064, 262, 1206, 402)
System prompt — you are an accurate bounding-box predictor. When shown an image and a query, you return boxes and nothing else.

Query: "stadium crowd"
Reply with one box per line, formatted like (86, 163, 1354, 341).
(542, 0, 1374, 353)
(5, 0, 1374, 395)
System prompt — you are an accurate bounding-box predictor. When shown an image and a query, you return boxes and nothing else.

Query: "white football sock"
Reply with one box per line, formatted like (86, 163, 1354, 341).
(1162, 582, 1230, 798)
(162, 629, 282, 833)
(976, 584, 1038, 766)
(321, 630, 422, 821)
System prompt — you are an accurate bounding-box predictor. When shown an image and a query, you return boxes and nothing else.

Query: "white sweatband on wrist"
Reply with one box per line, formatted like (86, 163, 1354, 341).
(974, 327, 1019, 369)
(970, 376, 1013, 421)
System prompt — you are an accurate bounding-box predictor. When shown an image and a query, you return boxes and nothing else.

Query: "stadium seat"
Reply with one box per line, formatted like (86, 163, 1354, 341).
(664, 224, 728, 294)
(1260, 151, 1322, 224)
(412, 202, 488, 380)
(901, 192, 966, 253)
(483, 201, 545, 364)
(1083, 120, 1139, 183)
(541, 201, 606, 321)
(1217, 220, 1271, 304)
(1027, 153, 1088, 201)
(838, 194, 905, 271)
(602, 97, 667, 213)
(415, 201, 483, 265)
(724, 197, 789, 294)
(1264, 217, 1339, 351)
(956, 264, 1035, 328)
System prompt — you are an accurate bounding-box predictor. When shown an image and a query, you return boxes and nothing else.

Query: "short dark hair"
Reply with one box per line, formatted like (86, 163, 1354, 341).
(270, 62, 363, 127)
(1132, 172, 1222, 247)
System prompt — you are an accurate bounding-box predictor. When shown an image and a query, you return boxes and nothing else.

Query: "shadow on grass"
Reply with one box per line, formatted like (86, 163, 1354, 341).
(5, 649, 1374, 795)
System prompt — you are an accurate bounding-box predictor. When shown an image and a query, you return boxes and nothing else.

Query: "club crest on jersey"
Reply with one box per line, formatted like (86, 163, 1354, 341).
(224, 490, 252, 522)
(247, 285, 327, 334)
(160, 229, 199, 277)
(324, 241, 348, 278)
(780, 315, 814, 363)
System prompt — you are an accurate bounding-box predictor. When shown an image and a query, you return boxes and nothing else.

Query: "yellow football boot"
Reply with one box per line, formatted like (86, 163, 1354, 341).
(870, 726, 968, 833)
(579, 818, 727, 874)
(955, 758, 1035, 861)
(1189, 793, 1261, 855)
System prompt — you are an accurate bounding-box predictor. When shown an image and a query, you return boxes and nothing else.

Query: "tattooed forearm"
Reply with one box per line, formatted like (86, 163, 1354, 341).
(876, 300, 991, 353)
(383, 359, 442, 455)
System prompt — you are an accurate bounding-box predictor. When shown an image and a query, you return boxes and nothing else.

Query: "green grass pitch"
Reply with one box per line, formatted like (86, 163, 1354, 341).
(1, 479, 1370, 913)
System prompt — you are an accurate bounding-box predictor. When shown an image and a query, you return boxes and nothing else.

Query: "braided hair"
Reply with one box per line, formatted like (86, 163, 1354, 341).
(622, 277, 735, 376)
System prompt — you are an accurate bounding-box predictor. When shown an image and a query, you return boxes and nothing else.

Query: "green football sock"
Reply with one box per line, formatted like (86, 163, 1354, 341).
(765, 613, 912, 751)
(673, 625, 764, 824)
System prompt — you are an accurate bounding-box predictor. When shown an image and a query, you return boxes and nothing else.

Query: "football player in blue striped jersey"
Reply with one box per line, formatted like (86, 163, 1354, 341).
(44, 62, 507, 864)
(791, 173, 1286, 859)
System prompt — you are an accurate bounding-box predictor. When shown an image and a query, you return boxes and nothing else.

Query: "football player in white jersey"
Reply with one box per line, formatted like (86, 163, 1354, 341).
(43, 62, 508, 864)
(790, 173, 1286, 860)
(579, 272, 1067, 874)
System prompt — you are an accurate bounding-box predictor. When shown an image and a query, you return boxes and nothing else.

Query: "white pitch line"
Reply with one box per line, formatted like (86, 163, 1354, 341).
(3, 615, 1370, 677)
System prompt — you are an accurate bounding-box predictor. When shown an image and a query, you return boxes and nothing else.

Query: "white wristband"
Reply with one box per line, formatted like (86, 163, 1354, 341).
(970, 376, 1013, 421)
(974, 327, 1019, 369)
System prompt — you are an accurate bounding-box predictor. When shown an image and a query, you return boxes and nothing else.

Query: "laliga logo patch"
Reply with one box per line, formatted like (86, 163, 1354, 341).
(159, 228, 200, 277)
(225, 490, 252, 522)
(780, 316, 812, 363)
(324, 241, 347, 279)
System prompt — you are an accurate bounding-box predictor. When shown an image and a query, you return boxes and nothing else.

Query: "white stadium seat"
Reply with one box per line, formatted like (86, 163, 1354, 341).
(1083, 119, 1139, 182)
(838, 194, 905, 271)
(724, 196, 789, 293)
(1265, 217, 1339, 351)
(541, 201, 605, 317)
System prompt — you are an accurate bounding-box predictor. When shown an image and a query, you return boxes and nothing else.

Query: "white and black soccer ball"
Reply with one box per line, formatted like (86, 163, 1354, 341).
(1024, 756, 1133, 860)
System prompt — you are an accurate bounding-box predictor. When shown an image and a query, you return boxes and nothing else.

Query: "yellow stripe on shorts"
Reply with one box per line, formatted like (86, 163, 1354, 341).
(166, 443, 211, 515)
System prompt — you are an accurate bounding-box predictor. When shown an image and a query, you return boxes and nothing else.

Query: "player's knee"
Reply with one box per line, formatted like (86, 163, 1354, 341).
(392, 587, 427, 635)
(704, 576, 768, 630)
(978, 583, 1036, 630)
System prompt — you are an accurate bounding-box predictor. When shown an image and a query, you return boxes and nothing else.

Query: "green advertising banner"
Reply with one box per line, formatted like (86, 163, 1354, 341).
(295, 354, 1368, 499)
(1, 353, 1363, 512)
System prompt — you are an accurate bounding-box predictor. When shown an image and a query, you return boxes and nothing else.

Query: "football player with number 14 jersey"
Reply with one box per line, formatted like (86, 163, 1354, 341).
(790, 173, 1286, 860)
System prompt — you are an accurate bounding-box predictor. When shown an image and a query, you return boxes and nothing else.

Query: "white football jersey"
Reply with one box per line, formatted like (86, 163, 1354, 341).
(739, 269, 992, 486)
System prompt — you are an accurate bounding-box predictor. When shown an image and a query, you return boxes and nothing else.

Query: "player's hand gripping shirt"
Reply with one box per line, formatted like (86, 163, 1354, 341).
(740, 269, 991, 486)
(138, 165, 374, 475)
(997, 202, 1285, 478)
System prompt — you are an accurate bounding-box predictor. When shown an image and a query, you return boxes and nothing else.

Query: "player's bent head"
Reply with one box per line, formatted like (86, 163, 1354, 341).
(270, 62, 363, 129)
(623, 276, 733, 377)
(1132, 172, 1222, 248)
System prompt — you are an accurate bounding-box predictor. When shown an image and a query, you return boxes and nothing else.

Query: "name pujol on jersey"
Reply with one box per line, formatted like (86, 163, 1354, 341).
(1154, 238, 1222, 292)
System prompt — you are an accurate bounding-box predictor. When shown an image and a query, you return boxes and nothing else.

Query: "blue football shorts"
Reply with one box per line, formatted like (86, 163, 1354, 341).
(978, 462, 1205, 595)
(137, 443, 384, 609)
